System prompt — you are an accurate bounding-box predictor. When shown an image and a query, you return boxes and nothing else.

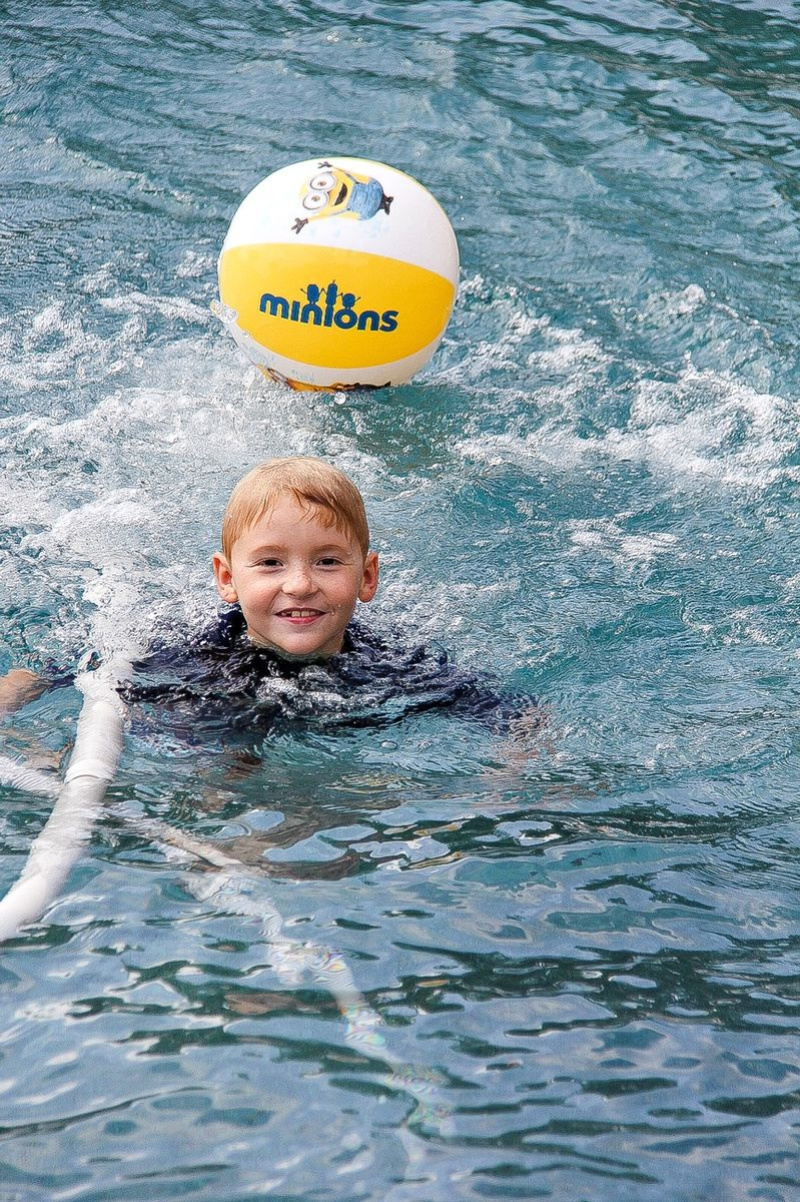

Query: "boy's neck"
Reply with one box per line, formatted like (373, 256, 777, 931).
(245, 630, 343, 663)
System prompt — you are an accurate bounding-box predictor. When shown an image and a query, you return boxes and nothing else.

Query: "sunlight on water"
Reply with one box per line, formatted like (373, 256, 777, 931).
(2, 2, 800, 1199)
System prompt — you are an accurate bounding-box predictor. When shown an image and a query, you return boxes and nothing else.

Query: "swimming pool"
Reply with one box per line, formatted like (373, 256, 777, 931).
(2, 2, 800, 1198)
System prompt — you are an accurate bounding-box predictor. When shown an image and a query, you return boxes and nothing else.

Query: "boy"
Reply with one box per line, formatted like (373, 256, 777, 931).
(1, 457, 536, 738)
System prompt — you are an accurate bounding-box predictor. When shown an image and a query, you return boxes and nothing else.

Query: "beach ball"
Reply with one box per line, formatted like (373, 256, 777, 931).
(217, 157, 459, 390)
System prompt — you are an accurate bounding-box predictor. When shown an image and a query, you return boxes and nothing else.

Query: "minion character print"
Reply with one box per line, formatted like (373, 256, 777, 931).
(292, 161, 394, 234)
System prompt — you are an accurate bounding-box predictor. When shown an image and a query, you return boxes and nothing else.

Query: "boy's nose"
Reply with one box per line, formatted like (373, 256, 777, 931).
(284, 564, 315, 596)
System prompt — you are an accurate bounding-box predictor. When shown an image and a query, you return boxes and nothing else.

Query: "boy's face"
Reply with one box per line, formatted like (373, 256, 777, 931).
(212, 495, 378, 660)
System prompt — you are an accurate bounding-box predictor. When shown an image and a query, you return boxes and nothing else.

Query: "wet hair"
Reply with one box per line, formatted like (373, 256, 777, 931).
(220, 456, 371, 561)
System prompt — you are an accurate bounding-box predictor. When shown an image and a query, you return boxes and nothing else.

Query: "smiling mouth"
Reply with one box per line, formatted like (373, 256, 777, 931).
(334, 183, 348, 206)
(278, 609, 323, 619)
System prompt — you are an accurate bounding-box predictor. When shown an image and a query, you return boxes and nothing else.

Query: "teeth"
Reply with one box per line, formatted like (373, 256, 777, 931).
(283, 609, 318, 618)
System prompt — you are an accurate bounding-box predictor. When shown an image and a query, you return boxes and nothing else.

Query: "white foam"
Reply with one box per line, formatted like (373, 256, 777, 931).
(0, 277, 406, 665)
(457, 361, 796, 492)
(98, 291, 212, 325)
(567, 520, 678, 571)
(436, 276, 553, 384)
(446, 273, 796, 495)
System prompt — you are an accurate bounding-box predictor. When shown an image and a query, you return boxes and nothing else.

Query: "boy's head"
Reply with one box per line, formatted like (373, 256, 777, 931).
(212, 457, 378, 661)
(219, 456, 370, 563)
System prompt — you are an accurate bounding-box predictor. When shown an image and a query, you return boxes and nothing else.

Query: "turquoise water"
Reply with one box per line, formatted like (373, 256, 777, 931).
(2, 1, 800, 1198)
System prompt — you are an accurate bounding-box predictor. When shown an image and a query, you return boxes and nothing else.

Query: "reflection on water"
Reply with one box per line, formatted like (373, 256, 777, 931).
(2, 0, 800, 1198)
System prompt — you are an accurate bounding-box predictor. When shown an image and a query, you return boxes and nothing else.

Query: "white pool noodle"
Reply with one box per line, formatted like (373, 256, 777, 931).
(0, 735, 450, 1129)
(0, 664, 128, 942)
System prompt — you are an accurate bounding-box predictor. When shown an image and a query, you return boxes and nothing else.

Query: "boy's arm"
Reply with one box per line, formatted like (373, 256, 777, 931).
(502, 703, 549, 765)
(0, 669, 49, 716)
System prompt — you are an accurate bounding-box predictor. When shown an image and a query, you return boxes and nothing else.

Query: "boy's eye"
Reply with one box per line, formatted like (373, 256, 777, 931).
(317, 557, 342, 567)
(259, 558, 283, 568)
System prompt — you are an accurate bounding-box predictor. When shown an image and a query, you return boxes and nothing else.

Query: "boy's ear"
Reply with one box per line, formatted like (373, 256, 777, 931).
(212, 552, 238, 603)
(358, 551, 379, 604)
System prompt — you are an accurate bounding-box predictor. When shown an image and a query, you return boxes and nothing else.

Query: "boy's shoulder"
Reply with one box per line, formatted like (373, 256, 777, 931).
(142, 604, 246, 660)
(338, 620, 534, 731)
(131, 604, 268, 685)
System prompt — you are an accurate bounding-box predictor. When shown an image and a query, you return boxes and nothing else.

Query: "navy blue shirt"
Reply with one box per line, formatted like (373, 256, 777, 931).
(121, 606, 532, 740)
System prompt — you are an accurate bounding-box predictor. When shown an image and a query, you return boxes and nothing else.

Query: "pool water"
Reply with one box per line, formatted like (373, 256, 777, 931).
(2, 2, 800, 1199)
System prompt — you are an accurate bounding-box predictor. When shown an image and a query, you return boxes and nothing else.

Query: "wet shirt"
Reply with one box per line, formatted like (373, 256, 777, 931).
(121, 605, 530, 740)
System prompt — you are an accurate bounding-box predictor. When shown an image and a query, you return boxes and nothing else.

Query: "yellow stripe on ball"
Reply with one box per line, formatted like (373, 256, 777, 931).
(219, 243, 456, 370)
